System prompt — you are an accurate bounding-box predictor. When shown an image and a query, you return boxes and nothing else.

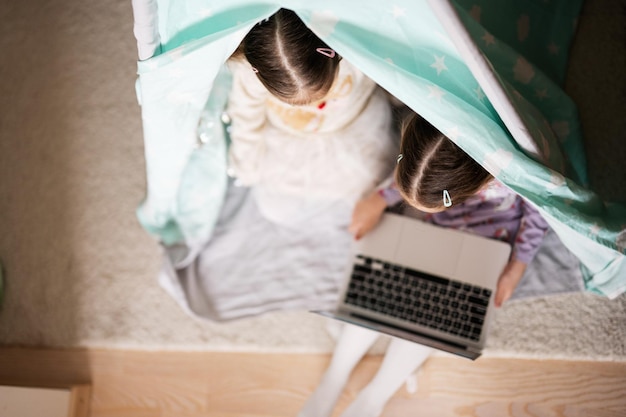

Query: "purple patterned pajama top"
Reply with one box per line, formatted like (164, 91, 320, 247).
(380, 180, 550, 264)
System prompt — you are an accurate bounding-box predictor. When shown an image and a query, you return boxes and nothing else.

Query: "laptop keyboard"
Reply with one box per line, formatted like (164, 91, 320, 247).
(344, 255, 491, 342)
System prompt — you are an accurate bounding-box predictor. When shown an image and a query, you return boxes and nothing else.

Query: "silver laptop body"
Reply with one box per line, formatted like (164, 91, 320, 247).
(317, 212, 511, 360)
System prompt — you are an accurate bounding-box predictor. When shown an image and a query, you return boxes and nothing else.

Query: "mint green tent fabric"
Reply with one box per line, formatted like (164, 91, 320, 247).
(133, 0, 626, 297)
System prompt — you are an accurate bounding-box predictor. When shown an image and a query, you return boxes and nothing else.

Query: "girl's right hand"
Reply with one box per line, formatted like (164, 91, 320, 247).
(348, 191, 387, 240)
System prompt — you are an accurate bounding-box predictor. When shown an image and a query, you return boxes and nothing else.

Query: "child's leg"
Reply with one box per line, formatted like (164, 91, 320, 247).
(298, 324, 380, 417)
(338, 338, 432, 417)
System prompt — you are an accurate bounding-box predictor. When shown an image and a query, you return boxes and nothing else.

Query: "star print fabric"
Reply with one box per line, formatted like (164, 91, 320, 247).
(132, 0, 625, 297)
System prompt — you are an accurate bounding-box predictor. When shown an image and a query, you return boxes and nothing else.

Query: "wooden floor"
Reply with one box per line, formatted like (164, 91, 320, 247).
(1, 348, 625, 417)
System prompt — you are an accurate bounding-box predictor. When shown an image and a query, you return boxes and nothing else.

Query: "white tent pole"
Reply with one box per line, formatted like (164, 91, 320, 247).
(427, 0, 542, 161)
(132, 0, 161, 60)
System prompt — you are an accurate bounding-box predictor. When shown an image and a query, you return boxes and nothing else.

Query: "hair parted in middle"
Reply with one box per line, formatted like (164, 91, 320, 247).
(395, 113, 493, 212)
(238, 8, 341, 105)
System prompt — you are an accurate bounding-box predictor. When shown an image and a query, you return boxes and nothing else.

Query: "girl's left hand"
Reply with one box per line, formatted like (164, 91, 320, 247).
(494, 259, 527, 307)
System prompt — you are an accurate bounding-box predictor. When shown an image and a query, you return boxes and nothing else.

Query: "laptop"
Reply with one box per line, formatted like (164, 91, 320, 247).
(316, 212, 511, 360)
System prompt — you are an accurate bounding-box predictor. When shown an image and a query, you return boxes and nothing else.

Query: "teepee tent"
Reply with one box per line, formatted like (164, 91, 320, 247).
(131, 0, 626, 315)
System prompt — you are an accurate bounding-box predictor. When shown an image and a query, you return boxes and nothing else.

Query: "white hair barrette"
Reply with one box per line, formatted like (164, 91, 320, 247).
(396, 153, 403, 164)
(443, 190, 452, 207)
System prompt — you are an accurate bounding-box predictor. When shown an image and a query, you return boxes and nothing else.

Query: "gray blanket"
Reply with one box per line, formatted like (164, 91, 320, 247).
(159, 181, 583, 322)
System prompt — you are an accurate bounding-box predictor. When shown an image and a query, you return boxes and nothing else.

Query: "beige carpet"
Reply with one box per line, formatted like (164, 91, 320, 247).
(0, 0, 624, 360)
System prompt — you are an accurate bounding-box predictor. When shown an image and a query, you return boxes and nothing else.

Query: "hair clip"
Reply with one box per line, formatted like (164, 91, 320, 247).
(396, 154, 403, 164)
(251, 67, 259, 73)
(443, 190, 452, 207)
(316, 48, 336, 58)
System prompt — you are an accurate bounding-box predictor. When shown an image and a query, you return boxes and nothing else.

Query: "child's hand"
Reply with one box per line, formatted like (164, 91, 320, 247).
(494, 259, 527, 307)
(349, 191, 387, 240)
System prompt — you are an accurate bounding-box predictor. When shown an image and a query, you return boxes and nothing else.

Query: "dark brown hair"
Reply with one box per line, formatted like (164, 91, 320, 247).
(238, 9, 341, 105)
(395, 113, 492, 211)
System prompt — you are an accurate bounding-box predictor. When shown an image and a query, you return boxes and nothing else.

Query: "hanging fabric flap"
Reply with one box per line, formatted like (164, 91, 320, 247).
(131, 0, 626, 297)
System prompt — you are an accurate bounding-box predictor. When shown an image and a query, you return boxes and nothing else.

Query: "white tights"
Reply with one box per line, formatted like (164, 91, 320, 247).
(298, 324, 432, 417)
